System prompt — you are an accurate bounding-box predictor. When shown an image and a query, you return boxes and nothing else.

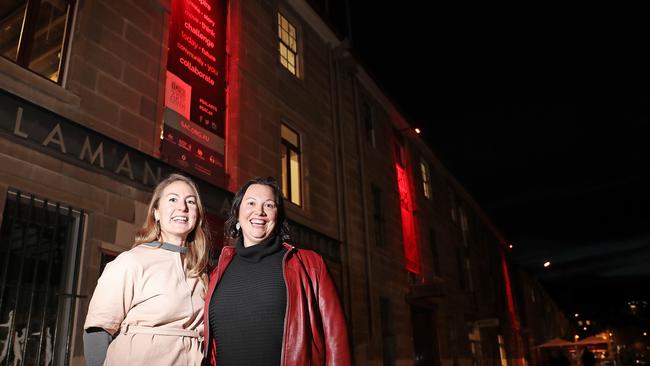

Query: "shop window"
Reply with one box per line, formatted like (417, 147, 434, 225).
(0, 0, 76, 83)
(277, 12, 299, 77)
(281, 123, 301, 206)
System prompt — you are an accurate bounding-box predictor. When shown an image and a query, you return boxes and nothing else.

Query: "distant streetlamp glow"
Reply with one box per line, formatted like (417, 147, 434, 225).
(574, 335, 579, 340)
(583, 326, 587, 331)
(543, 261, 551, 268)
(508, 244, 513, 249)
(575, 313, 580, 318)
(397, 127, 421, 134)
(644, 331, 647, 336)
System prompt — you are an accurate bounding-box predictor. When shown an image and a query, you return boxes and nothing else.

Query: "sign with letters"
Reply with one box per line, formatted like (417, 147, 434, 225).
(161, 0, 227, 187)
(0, 90, 172, 187)
(0, 89, 233, 215)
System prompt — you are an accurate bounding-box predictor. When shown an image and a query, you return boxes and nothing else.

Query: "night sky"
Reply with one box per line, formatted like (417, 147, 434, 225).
(349, 3, 650, 325)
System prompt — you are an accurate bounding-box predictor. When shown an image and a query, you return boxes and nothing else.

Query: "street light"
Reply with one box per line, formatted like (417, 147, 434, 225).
(543, 261, 551, 268)
(397, 127, 421, 134)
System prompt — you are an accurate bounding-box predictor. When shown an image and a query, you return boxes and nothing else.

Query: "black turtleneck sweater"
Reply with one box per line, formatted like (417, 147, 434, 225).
(209, 236, 287, 366)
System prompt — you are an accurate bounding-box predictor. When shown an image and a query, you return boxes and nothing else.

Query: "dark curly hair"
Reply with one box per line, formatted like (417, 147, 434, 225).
(224, 177, 290, 242)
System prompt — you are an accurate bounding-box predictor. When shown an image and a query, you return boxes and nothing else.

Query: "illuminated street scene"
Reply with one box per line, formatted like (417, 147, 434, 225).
(0, 1, 647, 365)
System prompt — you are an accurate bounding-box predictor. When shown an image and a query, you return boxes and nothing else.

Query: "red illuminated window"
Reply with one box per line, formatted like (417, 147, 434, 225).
(0, 0, 76, 83)
(281, 123, 301, 206)
(278, 12, 299, 77)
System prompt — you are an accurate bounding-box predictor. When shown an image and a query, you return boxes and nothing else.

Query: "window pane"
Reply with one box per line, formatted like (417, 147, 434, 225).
(0, 1, 28, 61)
(288, 37, 296, 52)
(281, 30, 290, 46)
(289, 149, 300, 205)
(281, 146, 288, 198)
(27, 0, 71, 82)
(281, 124, 299, 147)
(277, 12, 298, 77)
(280, 14, 287, 29)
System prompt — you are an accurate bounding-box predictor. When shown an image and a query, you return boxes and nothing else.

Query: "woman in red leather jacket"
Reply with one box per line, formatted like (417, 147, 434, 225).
(204, 177, 351, 365)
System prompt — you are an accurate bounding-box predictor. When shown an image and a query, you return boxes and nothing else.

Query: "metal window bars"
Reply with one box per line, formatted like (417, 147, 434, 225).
(0, 190, 84, 366)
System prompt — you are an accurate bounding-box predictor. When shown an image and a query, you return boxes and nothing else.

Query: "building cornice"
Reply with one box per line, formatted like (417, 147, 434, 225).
(284, 0, 341, 46)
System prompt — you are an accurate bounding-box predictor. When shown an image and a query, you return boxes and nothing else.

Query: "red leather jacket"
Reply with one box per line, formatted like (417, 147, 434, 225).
(203, 243, 351, 365)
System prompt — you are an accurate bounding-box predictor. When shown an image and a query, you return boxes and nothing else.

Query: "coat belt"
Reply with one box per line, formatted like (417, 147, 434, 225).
(121, 324, 203, 340)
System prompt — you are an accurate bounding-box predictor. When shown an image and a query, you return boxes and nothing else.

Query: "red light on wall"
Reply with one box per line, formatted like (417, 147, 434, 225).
(501, 250, 525, 361)
(395, 164, 421, 274)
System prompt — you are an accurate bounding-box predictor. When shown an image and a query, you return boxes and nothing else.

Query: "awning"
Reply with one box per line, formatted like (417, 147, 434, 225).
(535, 338, 575, 348)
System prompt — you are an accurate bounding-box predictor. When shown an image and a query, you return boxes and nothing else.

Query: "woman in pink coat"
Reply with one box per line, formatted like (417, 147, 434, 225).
(84, 174, 209, 365)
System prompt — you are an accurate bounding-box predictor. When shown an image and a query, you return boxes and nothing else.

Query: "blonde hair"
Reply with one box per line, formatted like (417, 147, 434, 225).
(134, 173, 209, 290)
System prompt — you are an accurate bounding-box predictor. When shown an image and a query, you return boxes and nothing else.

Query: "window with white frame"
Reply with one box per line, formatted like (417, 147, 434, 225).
(420, 159, 432, 199)
(277, 12, 299, 76)
(281, 123, 301, 205)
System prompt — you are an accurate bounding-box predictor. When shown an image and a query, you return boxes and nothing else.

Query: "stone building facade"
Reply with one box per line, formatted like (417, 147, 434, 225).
(0, 0, 568, 365)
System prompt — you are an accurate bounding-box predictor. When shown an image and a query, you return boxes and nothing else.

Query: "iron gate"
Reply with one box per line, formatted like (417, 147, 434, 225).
(0, 190, 84, 366)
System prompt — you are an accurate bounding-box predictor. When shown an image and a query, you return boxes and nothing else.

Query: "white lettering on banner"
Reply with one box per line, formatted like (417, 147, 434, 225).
(200, 47, 216, 63)
(180, 57, 215, 85)
(181, 31, 199, 50)
(199, 98, 218, 112)
(180, 119, 211, 143)
(184, 22, 214, 48)
(197, 0, 211, 11)
(187, 1, 202, 16)
(202, 12, 215, 27)
(177, 42, 205, 68)
(185, 9, 199, 24)
(201, 21, 215, 38)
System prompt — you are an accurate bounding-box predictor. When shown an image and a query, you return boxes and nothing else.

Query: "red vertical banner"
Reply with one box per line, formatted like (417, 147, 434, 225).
(161, 0, 228, 186)
(396, 164, 421, 274)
